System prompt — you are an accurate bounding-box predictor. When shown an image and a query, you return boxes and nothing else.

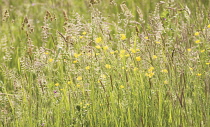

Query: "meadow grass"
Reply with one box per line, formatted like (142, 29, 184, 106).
(0, 0, 210, 126)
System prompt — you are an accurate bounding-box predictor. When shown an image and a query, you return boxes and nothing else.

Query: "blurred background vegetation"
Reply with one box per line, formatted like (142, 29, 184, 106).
(0, 0, 209, 22)
(1, 0, 209, 49)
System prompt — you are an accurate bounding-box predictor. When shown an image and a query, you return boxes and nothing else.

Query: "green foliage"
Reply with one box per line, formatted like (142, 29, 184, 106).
(0, 0, 210, 126)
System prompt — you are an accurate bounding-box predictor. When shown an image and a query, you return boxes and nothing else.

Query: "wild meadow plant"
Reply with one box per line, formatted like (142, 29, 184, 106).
(0, 0, 209, 126)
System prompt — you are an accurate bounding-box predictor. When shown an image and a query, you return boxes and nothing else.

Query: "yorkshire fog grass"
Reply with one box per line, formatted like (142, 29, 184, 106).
(0, 0, 210, 126)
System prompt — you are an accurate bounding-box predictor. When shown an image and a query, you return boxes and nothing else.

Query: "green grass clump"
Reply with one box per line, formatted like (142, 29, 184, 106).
(0, 0, 210, 126)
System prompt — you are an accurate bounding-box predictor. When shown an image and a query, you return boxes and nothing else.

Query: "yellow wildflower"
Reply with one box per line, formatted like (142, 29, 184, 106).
(195, 40, 201, 44)
(95, 37, 102, 43)
(164, 80, 168, 84)
(95, 45, 101, 49)
(144, 36, 149, 40)
(187, 48, 191, 52)
(77, 76, 82, 81)
(136, 56, 141, 61)
(120, 50, 126, 54)
(67, 81, 72, 84)
(120, 34, 126, 40)
(79, 36, 83, 39)
(85, 66, 90, 70)
(76, 84, 81, 87)
(200, 50, 205, 53)
(105, 64, 111, 69)
(155, 41, 161, 44)
(55, 83, 59, 86)
(161, 69, 168, 73)
(82, 32, 87, 35)
(110, 51, 115, 54)
(145, 72, 154, 78)
(148, 67, 154, 72)
(194, 32, 199, 36)
(206, 62, 210, 65)
(120, 85, 125, 89)
(103, 46, 109, 51)
(130, 48, 136, 53)
(133, 67, 138, 71)
(49, 58, 54, 62)
(208, 24, 210, 28)
(152, 55, 157, 59)
(45, 52, 49, 55)
(125, 54, 130, 57)
(196, 73, 202, 76)
(73, 60, 78, 63)
(74, 53, 81, 58)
